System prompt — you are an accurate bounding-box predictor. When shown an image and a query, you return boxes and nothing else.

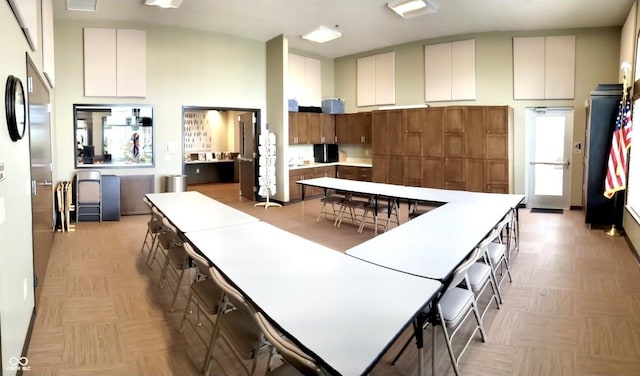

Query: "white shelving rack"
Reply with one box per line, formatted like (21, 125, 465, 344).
(255, 131, 281, 210)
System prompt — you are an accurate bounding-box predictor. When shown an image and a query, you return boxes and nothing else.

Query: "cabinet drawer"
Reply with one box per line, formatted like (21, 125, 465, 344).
(357, 167, 372, 181)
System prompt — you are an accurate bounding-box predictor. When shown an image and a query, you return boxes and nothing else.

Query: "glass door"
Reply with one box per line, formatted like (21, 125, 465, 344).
(525, 107, 573, 208)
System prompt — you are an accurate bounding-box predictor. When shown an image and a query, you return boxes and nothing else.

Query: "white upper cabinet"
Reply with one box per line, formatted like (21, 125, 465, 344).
(357, 51, 396, 107)
(425, 39, 476, 102)
(288, 53, 321, 107)
(116, 29, 146, 97)
(84, 28, 146, 97)
(544, 35, 576, 99)
(513, 35, 575, 100)
(8, 0, 38, 51)
(42, 0, 55, 87)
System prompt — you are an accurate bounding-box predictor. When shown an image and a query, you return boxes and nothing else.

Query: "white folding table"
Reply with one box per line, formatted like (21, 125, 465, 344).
(146, 191, 260, 233)
(346, 202, 512, 282)
(185, 221, 442, 376)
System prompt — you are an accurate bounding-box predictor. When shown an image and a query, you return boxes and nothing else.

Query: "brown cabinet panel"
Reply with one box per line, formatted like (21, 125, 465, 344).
(465, 107, 485, 159)
(485, 106, 509, 134)
(387, 156, 404, 185)
(353, 112, 372, 143)
(289, 112, 309, 144)
(387, 110, 405, 156)
(404, 157, 422, 186)
(335, 112, 371, 144)
(335, 113, 349, 144)
(423, 108, 445, 157)
(290, 166, 337, 201)
(337, 165, 357, 180)
(445, 158, 465, 184)
(486, 133, 508, 159)
(486, 184, 508, 193)
(445, 133, 465, 158)
(405, 132, 423, 157)
(372, 155, 387, 183)
(320, 114, 335, 144)
(465, 159, 484, 192)
(289, 170, 303, 200)
(307, 113, 322, 144)
(445, 181, 465, 190)
(405, 108, 425, 133)
(485, 159, 508, 186)
(422, 158, 444, 189)
(445, 106, 465, 133)
(357, 167, 372, 182)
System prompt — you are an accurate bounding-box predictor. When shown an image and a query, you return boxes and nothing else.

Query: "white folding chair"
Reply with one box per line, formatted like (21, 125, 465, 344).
(432, 247, 487, 376)
(467, 229, 501, 319)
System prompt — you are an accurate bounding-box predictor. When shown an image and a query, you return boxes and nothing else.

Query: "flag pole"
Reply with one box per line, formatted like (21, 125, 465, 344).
(605, 190, 623, 236)
(605, 62, 631, 237)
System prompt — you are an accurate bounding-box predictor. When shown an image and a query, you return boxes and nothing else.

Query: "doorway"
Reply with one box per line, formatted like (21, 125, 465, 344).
(27, 56, 54, 305)
(182, 106, 259, 201)
(525, 107, 573, 209)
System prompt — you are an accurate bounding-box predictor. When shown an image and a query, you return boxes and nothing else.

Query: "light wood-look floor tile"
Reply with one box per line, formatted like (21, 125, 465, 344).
(26, 184, 640, 376)
(62, 323, 123, 367)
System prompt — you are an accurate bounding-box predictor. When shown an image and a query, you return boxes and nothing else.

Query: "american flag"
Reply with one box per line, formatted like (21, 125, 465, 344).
(604, 94, 633, 198)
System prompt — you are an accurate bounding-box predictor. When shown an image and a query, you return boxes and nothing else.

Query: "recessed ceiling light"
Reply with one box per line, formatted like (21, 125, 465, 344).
(144, 0, 183, 9)
(66, 0, 97, 12)
(301, 26, 342, 44)
(387, 0, 438, 19)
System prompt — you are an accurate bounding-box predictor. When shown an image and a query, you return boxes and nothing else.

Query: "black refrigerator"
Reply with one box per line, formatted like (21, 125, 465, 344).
(583, 84, 625, 227)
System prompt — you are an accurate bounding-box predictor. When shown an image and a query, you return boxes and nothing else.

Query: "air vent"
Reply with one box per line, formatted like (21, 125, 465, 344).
(66, 0, 97, 12)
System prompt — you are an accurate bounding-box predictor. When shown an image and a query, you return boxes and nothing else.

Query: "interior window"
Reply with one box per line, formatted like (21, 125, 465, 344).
(74, 104, 154, 168)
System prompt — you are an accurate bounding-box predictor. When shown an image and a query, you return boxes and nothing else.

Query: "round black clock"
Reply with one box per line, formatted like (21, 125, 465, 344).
(5, 75, 26, 142)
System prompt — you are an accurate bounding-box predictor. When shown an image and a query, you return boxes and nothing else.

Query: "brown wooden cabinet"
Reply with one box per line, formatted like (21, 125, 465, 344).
(336, 165, 371, 181)
(289, 165, 336, 201)
(335, 112, 372, 144)
(289, 112, 309, 145)
(320, 114, 335, 144)
(371, 105, 513, 193)
(289, 113, 335, 145)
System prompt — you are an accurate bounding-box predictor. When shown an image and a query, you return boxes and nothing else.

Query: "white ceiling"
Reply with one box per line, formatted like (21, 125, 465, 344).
(53, 0, 635, 58)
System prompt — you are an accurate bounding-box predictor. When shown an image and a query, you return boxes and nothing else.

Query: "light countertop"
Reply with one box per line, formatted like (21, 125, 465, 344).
(288, 161, 372, 170)
(185, 159, 235, 164)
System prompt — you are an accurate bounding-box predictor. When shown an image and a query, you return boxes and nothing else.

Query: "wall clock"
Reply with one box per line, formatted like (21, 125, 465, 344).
(5, 75, 26, 142)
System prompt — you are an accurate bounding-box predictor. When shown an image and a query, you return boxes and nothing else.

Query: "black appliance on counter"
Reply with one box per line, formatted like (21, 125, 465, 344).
(313, 144, 339, 163)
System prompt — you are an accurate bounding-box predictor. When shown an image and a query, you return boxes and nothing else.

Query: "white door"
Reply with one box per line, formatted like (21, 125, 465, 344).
(525, 107, 573, 209)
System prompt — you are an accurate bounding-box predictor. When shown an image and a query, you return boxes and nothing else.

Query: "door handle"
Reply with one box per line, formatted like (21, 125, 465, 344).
(529, 161, 570, 166)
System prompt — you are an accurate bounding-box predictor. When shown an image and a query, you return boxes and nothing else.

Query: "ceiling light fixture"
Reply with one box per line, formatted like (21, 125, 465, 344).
(66, 0, 97, 12)
(301, 26, 342, 44)
(144, 0, 183, 9)
(387, 0, 437, 19)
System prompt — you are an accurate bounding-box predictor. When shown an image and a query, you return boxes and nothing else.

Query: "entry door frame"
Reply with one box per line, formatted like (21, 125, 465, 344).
(525, 106, 574, 209)
(181, 105, 260, 199)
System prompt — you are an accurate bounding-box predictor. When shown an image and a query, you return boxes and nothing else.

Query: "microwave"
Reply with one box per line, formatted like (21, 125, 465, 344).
(313, 144, 339, 163)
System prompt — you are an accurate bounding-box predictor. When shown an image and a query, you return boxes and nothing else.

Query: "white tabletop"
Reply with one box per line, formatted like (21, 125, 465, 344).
(298, 177, 404, 198)
(145, 191, 259, 233)
(393, 185, 524, 208)
(185, 221, 442, 376)
(298, 177, 524, 210)
(346, 202, 511, 281)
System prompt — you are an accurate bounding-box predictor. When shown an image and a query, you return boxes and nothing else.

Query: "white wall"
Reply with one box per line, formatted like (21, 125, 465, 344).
(0, 2, 40, 374)
(335, 28, 621, 206)
(53, 21, 267, 189)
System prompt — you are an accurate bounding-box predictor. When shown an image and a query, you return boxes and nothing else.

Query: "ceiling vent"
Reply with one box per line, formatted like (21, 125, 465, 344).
(66, 0, 97, 12)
